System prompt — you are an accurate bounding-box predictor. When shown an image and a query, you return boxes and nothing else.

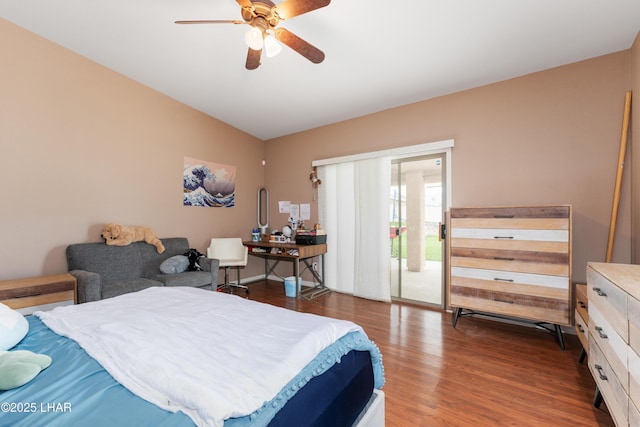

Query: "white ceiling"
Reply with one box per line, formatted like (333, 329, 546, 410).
(2, 0, 640, 140)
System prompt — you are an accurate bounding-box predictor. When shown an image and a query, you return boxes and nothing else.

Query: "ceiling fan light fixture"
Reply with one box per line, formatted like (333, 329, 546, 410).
(244, 26, 264, 50)
(264, 33, 282, 57)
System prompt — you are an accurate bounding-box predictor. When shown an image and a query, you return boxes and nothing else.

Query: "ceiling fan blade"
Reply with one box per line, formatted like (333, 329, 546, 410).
(275, 27, 324, 64)
(175, 20, 244, 25)
(246, 48, 262, 70)
(236, 0, 255, 9)
(275, 0, 330, 20)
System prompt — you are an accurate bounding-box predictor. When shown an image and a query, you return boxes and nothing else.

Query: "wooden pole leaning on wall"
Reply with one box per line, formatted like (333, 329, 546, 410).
(605, 91, 632, 263)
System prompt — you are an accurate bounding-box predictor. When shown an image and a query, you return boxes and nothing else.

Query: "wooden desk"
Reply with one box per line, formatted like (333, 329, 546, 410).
(243, 241, 328, 299)
(0, 273, 77, 314)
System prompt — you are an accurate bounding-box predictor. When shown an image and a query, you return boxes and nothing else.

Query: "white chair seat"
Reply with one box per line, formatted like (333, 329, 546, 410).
(207, 238, 249, 294)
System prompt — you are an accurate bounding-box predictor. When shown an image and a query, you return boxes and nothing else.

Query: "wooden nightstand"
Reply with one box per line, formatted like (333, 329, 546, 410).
(0, 273, 77, 315)
(575, 283, 588, 363)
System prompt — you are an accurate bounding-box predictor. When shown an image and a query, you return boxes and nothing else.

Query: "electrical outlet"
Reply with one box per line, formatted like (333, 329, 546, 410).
(312, 262, 318, 272)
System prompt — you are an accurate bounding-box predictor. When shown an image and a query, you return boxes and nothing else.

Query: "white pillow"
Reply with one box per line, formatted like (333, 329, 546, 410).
(0, 303, 29, 351)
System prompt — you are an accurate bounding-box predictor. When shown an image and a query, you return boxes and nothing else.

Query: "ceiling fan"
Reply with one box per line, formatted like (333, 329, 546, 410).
(175, 0, 330, 70)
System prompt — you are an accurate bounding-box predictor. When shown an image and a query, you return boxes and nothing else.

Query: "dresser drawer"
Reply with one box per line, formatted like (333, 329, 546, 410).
(451, 267, 568, 289)
(629, 295, 640, 355)
(2, 290, 75, 310)
(450, 226, 569, 242)
(589, 302, 629, 393)
(630, 401, 640, 427)
(629, 346, 640, 418)
(450, 275, 569, 324)
(587, 266, 628, 341)
(451, 252, 569, 276)
(575, 284, 588, 324)
(575, 309, 588, 351)
(450, 236, 568, 253)
(450, 205, 570, 219)
(589, 340, 628, 427)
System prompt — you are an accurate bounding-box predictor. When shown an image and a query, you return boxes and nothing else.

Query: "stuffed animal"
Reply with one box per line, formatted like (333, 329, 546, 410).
(101, 223, 165, 253)
(0, 350, 51, 390)
(184, 248, 204, 271)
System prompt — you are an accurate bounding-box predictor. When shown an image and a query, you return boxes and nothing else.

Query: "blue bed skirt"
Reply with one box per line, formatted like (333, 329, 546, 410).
(1, 316, 382, 426)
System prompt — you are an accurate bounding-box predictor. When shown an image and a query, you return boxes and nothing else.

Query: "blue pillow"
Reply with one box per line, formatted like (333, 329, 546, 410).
(0, 303, 29, 351)
(160, 255, 189, 274)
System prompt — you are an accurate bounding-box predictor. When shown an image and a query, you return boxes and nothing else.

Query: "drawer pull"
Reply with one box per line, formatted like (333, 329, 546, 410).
(594, 364, 608, 381)
(493, 298, 514, 304)
(493, 215, 514, 218)
(493, 278, 514, 282)
(16, 292, 41, 298)
(594, 326, 608, 339)
(493, 236, 514, 239)
(592, 287, 607, 297)
(493, 257, 515, 261)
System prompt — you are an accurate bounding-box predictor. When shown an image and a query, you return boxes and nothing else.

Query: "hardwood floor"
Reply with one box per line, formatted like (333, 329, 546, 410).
(244, 280, 615, 427)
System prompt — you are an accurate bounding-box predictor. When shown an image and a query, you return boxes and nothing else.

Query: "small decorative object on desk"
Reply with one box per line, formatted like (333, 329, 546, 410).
(251, 228, 260, 242)
(269, 231, 287, 243)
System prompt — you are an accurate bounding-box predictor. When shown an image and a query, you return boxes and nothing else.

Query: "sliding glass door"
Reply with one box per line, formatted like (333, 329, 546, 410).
(390, 154, 446, 307)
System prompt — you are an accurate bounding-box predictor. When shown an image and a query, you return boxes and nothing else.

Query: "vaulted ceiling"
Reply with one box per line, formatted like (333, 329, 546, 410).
(2, 0, 640, 140)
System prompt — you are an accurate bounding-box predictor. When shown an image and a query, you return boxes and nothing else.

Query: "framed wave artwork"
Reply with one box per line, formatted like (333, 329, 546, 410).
(183, 156, 236, 208)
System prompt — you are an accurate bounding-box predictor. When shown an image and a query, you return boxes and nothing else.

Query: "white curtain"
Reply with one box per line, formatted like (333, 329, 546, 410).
(317, 157, 391, 302)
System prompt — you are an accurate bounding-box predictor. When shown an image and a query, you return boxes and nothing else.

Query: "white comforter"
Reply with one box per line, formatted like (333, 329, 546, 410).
(36, 286, 364, 427)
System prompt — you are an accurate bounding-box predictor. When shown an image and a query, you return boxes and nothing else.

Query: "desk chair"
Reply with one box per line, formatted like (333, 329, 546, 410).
(207, 238, 249, 295)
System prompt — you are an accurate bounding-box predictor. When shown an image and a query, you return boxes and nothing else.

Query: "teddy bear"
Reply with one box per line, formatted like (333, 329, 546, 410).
(101, 223, 165, 253)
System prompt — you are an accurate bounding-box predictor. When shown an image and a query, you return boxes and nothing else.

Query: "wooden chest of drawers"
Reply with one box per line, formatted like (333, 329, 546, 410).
(587, 262, 640, 427)
(0, 273, 77, 315)
(447, 205, 572, 344)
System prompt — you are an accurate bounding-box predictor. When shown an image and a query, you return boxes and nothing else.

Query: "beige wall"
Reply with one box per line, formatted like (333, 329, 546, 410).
(632, 32, 640, 263)
(2, 17, 637, 287)
(0, 19, 265, 281)
(265, 48, 637, 284)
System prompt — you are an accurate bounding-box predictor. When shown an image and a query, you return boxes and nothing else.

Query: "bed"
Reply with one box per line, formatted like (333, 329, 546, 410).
(1, 287, 385, 426)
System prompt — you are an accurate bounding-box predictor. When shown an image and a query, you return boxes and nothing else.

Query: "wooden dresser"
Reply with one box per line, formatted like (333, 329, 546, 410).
(587, 262, 640, 427)
(0, 273, 77, 315)
(447, 205, 572, 347)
